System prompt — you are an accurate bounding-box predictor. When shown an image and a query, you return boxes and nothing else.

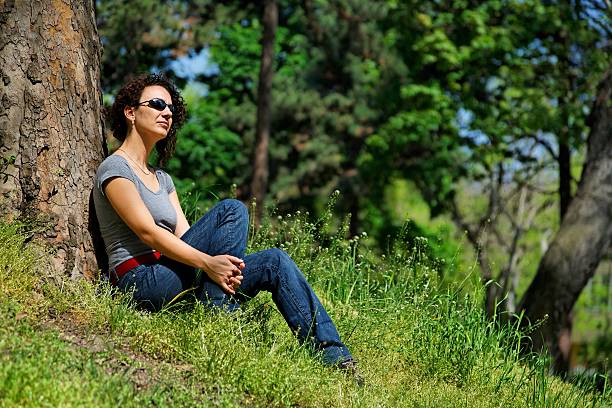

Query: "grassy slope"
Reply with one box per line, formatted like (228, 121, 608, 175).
(0, 214, 609, 407)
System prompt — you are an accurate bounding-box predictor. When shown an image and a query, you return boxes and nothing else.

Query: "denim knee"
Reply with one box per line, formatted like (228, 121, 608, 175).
(220, 198, 248, 217)
(266, 247, 289, 268)
(266, 248, 307, 284)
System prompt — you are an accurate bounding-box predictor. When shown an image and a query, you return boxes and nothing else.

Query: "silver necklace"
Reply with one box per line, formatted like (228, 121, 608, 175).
(117, 148, 151, 175)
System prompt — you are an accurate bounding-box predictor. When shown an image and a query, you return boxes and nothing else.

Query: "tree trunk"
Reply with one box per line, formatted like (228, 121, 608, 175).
(0, 0, 105, 278)
(250, 0, 277, 225)
(558, 136, 571, 221)
(555, 113, 573, 373)
(518, 68, 612, 373)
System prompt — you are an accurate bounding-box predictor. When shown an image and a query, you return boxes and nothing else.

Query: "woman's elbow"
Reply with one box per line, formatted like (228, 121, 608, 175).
(135, 225, 159, 248)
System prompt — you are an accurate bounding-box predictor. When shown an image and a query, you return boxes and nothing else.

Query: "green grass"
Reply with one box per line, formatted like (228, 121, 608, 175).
(0, 208, 610, 407)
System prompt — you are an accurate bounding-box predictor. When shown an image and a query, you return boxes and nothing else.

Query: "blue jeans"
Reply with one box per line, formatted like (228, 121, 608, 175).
(115, 199, 352, 365)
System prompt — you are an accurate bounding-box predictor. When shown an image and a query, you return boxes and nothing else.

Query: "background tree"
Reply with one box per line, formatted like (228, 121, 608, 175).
(0, 0, 105, 278)
(251, 0, 278, 224)
(519, 67, 612, 373)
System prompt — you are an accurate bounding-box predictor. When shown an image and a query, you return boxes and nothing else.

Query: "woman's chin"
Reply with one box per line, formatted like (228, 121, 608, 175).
(143, 128, 169, 143)
(153, 130, 169, 140)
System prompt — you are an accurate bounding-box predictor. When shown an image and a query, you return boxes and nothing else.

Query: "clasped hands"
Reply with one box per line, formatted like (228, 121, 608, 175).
(203, 254, 246, 295)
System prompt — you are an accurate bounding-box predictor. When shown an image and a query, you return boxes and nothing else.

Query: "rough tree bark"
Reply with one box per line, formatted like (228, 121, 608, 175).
(0, 0, 105, 278)
(519, 67, 612, 373)
(250, 0, 277, 225)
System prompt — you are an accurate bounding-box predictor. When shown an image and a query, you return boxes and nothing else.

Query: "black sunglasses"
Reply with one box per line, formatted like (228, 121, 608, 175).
(136, 98, 175, 114)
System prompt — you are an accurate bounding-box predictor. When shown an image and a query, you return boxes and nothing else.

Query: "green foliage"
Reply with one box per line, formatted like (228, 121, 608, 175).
(168, 84, 244, 199)
(573, 266, 612, 379)
(96, 0, 609, 236)
(97, 0, 187, 92)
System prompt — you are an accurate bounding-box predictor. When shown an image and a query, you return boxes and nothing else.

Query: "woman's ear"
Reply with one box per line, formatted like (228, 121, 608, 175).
(124, 105, 136, 123)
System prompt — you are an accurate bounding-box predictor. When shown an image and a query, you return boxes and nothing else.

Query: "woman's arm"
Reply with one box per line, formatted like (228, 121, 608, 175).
(104, 177, 243, 294)
(168, 190, 190, 238)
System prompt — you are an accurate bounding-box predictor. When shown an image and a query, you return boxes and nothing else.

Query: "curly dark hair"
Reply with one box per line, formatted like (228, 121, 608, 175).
(109, 73, 187, 167)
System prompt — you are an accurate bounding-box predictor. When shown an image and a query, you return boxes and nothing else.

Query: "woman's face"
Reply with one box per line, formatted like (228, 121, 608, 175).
(132, 85, 173, 141)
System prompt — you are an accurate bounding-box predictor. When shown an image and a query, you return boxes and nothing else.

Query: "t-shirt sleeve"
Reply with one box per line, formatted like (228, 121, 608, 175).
(163, 171, 176, 194)
(96, 156, 135, 197)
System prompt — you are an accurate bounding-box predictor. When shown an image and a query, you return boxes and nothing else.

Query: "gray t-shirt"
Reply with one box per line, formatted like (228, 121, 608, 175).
(93, 154, 177, 270)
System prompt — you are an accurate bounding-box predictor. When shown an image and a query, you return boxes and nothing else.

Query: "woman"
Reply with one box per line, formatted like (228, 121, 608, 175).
(93, 73, 358, 372)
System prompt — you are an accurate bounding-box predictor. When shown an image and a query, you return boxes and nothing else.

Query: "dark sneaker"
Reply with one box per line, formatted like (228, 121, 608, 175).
(338, 358, 364, 387)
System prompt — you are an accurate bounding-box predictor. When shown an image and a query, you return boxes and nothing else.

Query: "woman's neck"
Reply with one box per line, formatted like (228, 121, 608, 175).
(120, 133, 154, 164)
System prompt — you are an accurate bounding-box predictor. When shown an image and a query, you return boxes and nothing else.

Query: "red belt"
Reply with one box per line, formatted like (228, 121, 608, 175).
(111, 251, 161, 285)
